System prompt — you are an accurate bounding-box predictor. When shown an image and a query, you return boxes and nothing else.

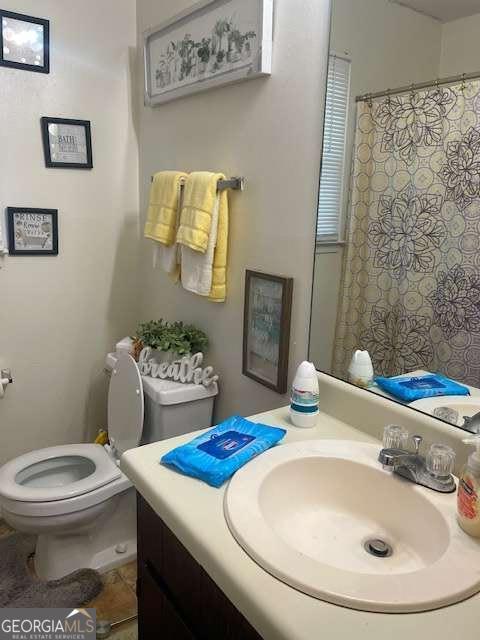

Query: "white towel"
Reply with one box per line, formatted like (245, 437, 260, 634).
(153, 242, 179, 273)
(180, 194, 220, 296)
(153, 181, 184, 276)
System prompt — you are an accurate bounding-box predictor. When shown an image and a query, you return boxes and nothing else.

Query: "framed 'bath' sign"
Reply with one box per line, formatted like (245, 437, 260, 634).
(7, 207, 58, 256)
(41, 117, 93, 169)
(143, 0, 273, 106)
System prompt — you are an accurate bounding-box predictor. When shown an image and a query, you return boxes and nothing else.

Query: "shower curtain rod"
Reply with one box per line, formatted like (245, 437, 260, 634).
(356, 69, 480, 103)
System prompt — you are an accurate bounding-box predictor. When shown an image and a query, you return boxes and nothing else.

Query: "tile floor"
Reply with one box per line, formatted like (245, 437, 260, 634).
(0, 520, 138, 639)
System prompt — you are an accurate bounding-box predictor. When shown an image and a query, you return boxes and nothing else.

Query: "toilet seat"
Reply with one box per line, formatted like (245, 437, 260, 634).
(0, 468, 132, 518)
(0, 354, 145, 523)
(0, 443, 121, 503)
(0, 355, 145, 520)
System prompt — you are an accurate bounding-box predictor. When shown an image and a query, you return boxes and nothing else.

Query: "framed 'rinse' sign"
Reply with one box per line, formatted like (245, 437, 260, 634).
(0, 9, 50, 73)
(41, 117, 93, 169)
(7, 207, 58, 256)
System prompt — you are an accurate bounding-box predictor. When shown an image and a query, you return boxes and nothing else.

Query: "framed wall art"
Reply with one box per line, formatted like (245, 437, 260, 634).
(243, 270, 293, 394)
(143, 0, 273, 106)
(41, 117, 93, 169)
(0, 9, 49, 74)
(7, 207, 58, 256)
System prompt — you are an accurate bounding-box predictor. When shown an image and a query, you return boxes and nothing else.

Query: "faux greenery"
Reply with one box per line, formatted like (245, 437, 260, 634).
(134, 319, 209, 356)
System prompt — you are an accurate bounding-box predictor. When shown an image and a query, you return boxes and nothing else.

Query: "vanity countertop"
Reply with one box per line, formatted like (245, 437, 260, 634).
(121, 406, 480, 640)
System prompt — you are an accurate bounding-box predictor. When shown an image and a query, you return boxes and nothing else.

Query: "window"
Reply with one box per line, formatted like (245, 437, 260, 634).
(316, 54, 351, 243)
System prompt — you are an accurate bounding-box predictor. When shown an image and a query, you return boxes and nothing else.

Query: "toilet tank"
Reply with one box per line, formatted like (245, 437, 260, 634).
(105, 353, 218, 443)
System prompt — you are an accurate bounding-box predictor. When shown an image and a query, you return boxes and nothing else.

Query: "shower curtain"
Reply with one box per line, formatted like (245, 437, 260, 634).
(332, 80, 480, 386)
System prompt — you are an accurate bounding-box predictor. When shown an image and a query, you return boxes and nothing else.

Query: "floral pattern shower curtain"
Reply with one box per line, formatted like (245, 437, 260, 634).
(332, 81, 480, 386)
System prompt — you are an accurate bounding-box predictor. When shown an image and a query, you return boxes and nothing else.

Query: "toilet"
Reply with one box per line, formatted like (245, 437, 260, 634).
(0, 353, 217, 580)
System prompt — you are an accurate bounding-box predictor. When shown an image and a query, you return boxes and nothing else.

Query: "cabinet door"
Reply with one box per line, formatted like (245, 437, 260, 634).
(137, 494, 263, 640)
(138, 564, 196, 640)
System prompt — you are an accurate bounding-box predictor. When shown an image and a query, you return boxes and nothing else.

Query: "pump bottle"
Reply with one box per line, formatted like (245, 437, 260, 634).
(457, 436, 480, 538)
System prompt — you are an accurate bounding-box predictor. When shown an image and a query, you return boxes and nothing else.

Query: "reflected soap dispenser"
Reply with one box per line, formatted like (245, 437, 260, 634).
(289, 361, 319, 428)
(457, 436, 480, 538)
(348, 350, 374, 388)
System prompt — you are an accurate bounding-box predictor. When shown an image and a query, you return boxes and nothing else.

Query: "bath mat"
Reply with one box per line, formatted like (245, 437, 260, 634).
(0, 532, 103, 607)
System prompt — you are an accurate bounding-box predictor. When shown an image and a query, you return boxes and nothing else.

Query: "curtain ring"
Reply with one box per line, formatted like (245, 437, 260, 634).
(461, 73, 466, 94)
(366, 93, 373, 108)
(410, 83, 416, 99)
(385, 88, 391, 105)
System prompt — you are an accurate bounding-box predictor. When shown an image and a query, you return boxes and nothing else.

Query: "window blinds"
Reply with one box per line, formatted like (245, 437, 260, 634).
(316, 55, 351, 242)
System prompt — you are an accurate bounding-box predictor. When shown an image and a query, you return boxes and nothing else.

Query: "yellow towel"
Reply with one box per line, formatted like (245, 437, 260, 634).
(177, 172, 229, 302)
(144, 171, 187, 245)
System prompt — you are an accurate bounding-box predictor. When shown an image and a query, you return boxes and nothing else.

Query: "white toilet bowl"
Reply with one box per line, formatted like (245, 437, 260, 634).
(0, 443, 136, 580)
(0, 355, 145, 580)
(0, 352, 217, 580)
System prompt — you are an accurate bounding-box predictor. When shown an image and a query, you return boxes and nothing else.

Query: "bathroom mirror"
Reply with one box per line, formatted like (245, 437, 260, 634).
(309, 0, 480, 433)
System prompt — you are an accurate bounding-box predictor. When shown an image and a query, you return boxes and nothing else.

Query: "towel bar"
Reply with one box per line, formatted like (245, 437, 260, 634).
(150, 175, 245, 191)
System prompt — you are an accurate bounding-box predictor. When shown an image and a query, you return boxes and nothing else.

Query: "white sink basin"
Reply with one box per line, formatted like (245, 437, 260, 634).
(412, 396, 480, 430)
(224, 440, 480, 612)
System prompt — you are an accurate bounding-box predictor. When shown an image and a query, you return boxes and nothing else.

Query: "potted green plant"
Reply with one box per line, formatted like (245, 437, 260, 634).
(196, 37, 211, 74)
(179, 33, 195, 80)
(214, 48, 225, 71)
(227, 29, 242, 63)
(213, 18, 230, 51)
(133, 319, 209, 363)
(242, 30, 256, 60)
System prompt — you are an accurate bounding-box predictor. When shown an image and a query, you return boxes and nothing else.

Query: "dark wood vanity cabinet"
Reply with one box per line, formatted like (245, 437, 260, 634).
(136, 493, 263, 640)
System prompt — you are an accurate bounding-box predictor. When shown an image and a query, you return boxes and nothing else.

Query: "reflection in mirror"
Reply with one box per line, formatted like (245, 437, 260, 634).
(310, 0, 480, 433)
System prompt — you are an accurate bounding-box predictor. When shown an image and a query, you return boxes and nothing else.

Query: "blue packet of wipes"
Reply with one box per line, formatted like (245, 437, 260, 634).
(375, 373, 470, 403)
(161, 415, 286, 488)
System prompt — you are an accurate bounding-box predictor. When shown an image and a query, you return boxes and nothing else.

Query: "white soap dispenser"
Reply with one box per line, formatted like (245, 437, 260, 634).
(348, 350, 374, 388)
(457, 436, 480, 538)
(289, 361, 319, 428)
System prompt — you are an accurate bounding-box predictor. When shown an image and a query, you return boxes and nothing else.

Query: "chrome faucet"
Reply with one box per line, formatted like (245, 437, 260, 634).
(432, 406, 480, 433)
(379, 429, 456, 493)
(463, 411, 480, 433)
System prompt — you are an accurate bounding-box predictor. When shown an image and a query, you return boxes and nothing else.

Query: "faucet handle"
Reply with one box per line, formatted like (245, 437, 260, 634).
(426, 444, 455, 478)
(412, 435, 423, 454)
(383, 425, 409, 449)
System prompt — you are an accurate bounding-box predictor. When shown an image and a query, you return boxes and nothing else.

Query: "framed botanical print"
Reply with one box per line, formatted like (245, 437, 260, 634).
(0, 9, 49, 74)
(243, 270, 293, 394)
(7, 207, 58, 255)
(41, 117, 93, 169)
(144, 0, 273, 106)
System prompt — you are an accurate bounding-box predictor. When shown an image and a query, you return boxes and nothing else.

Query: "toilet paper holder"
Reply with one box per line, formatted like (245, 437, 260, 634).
(1, 369, 13, 396)
(1, 369, 13, 384)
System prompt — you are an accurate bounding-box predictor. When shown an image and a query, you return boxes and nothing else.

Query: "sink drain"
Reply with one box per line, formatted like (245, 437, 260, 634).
(364, 538, 393, 558)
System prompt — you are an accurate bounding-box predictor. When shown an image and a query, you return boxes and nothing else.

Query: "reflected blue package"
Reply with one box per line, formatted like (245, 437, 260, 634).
(375, 373, 470, 402)
(161, 415, 286, 487)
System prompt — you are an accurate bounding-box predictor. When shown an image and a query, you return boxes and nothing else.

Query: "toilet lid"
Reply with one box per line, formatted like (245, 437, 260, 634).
(108, 353, 144, 456)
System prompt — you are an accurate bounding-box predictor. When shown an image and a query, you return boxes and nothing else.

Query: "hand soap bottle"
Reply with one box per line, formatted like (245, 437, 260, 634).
(457, 436, 480, 537)
(289, 361, 319, 428)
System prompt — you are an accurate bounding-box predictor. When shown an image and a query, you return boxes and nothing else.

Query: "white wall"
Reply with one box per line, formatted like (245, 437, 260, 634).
(0, 0, 139, 464)
(310, 0, 442, 373)
(309, 247, 344, 371)
(439, 14, 480, 76)
(136, 0, 331, 421)
(331, 0, 441, 96)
